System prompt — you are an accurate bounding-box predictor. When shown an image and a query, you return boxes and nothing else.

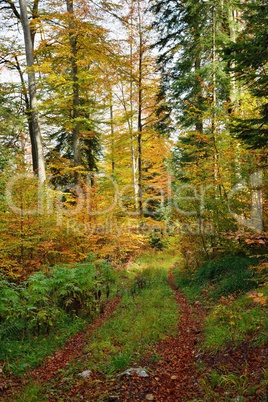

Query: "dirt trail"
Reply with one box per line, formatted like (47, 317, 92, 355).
(2, 264, 267, 401)
(0, 296, 121, 400)
(49, 270, 207, 401)
(101, 271, 206, 401)
(2, 269, 208, 401)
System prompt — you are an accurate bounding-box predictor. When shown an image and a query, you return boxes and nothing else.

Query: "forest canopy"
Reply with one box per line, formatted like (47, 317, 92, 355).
(0, 0, 267, 279)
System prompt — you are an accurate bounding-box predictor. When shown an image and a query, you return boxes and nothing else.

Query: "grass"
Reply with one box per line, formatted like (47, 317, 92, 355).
(200, 371, 251, 401)
(174, 254, 268, 350)
(1, 316, 86, 376)
(200, 363, 268, 401)
(174, 253, 268, 401)
(81, 257, 178, 375)
(203, 283, 268, 351)
(9, 383, 45, 402)
(174, 255, 260, 302)
(7, 251, 179, 401)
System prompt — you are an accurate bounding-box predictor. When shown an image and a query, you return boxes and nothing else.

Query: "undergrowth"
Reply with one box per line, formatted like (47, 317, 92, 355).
(173, 254, 267, 349)
(0, 257, 117, 376)
(174, 253, 268, 400)
(7, 252, 178, 401)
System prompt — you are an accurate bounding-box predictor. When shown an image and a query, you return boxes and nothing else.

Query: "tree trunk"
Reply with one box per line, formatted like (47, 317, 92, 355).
(66, 0, 82, 170)
(137, 0, 143, 218)
(18, 0, 46, 183)
(194, 57, 203, 133)
(129, 3, 139, 211)
(109, 94, 115, 174)
(227, 4, 238, 108)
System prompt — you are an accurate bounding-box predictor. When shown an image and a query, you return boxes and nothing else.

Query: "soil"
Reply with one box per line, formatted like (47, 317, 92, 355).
(1, 273, 267, 401)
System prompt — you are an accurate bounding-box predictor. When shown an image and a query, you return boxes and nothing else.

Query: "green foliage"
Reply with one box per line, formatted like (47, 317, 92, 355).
(224, 0, 268, 148)
(203, 283, 268, 351)
(195, 256, 259, 298)
(0, 258, 117, 375)
(148, 232, 168, 250)
(151, 0, 234, 130)
(174, 255, 260, 302)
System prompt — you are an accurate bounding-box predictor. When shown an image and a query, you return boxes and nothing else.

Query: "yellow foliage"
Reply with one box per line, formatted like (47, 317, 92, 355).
(247, 291, 268, 306)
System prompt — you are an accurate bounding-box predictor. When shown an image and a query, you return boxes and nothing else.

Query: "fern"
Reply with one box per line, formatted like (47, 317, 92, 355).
(0, 257, 116, 337)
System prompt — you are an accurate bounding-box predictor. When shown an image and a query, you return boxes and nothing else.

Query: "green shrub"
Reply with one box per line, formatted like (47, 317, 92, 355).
(194, 256, 259, 298)
(49, 264, 97, 316)
(0, 276, 21, 322)
(0, 257, 117, 373)
(195, 256, 259, 284)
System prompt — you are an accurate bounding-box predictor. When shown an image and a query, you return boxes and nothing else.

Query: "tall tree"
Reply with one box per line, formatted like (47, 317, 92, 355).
(150, 0, 257, 254)
(36, 0, 111, 176)
(19, 0, 46, 183)
(66, 0, 81, 169)
(104, 0, 167, 218)
(224, 0, 268, 148)
(0, 0, 46, 182)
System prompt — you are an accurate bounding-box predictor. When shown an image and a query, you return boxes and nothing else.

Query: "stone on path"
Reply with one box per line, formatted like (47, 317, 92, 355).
(78, 370, 92, 378)
(118, 367, 149, 378)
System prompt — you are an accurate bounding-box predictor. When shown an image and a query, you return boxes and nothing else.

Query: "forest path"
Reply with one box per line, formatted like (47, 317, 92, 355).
(1, 296, 121, 400)
(95, 271, 207, 401)
(47, 269, 207, 401)
(2, 260, 208, 401)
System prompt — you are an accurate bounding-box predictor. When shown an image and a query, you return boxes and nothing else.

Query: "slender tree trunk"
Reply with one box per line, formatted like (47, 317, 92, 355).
(227, 4, 238, 108)
(109, 90, 115, 174)
(195, 57, 203, 133)
(137, 0, 143, 218)
(15, 55, 37, 170)
(211, 1, 219, 187)
(19, 0, 46, 183)
(129, 3, 139, 211)
(66, 0, 82, 169)
(119, 84, 139, 210)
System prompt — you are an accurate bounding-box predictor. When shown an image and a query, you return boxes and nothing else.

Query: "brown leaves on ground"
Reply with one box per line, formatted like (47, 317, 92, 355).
(1, 274, 268, 401)
(48, 272, 208, 401)
(110, 272, 206, 401)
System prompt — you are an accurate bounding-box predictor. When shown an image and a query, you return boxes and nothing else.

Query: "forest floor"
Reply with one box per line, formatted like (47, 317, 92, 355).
(1, 258, 268, 401)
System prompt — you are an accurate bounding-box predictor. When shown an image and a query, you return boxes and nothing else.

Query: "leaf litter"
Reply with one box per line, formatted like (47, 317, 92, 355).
(1, 272, 267, 401)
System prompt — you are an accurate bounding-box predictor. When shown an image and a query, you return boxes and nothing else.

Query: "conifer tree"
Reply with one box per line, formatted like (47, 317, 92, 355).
(224, 0, 268, 148)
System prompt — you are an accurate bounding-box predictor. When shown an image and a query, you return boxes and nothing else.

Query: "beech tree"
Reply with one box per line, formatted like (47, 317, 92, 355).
(0, 0, 46, 182)
(66, 0, 82, 169)
(101, 0, 169, 218)
(19, 0, 46, 183)
(36, 0, 113, 178)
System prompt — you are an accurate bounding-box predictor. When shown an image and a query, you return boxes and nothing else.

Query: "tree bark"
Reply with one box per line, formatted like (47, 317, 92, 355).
(18, 0, 46, 183)
(137, 0, 143, 218)
(66, 0, 82, 170)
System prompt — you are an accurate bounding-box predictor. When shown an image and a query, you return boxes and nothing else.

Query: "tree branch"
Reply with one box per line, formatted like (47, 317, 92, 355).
(0, 0, 21, 20)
